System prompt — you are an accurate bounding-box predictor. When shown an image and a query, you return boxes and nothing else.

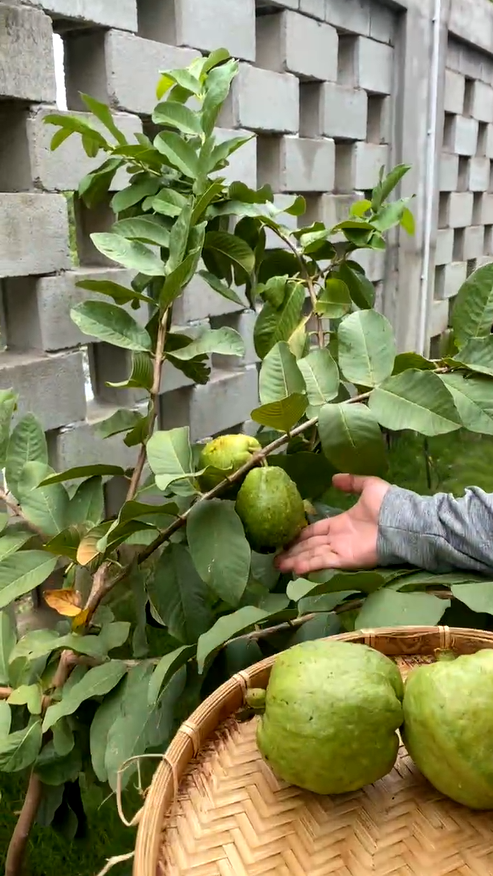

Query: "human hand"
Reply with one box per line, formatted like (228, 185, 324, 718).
(275, 473, 391, 576)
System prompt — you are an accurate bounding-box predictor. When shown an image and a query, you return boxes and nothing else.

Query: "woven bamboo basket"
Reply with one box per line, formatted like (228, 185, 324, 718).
(134, 625, 493, 876)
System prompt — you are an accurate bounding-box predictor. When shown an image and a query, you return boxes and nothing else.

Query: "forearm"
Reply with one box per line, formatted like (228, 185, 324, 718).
(377, 486, 493, 573)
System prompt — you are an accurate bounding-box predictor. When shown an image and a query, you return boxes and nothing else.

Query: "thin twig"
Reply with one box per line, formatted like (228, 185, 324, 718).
(94, 852, 134, 876)
(125, 311, 169, 502)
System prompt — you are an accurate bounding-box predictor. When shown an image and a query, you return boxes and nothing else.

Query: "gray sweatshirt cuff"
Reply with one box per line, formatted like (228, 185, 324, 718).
(377, 485, 493, 573)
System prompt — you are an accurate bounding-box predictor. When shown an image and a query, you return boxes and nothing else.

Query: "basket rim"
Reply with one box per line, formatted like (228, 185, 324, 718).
(133, 624, 493, 876)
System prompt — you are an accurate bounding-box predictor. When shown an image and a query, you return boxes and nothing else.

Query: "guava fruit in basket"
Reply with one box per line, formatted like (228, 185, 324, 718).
(403, 649, 493, 809)
(246, 640, 404, 795)
(235, 466, 307, 554)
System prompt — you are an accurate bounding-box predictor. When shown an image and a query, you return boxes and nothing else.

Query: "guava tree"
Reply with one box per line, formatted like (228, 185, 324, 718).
(1, 50, 493, 876)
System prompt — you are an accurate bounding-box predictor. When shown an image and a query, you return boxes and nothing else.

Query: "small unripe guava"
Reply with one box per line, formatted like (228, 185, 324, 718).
(198, 434, 261, 492)
(235, 467, 306, 553)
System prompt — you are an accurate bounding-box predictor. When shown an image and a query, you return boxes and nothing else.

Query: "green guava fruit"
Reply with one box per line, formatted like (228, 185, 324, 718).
(198, 434, 261, 492)
(235, 466, 306, 553)
(403, 649, 493, 809)
(246, 640, 404, 795)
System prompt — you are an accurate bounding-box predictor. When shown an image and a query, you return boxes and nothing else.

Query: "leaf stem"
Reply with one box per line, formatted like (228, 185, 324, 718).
(274, 227, 325, 348)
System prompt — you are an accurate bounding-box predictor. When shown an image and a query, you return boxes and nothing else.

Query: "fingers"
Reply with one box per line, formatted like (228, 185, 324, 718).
(295, 518, 332, 542)
(332, 473, 373, 494)
(277, 547, 344, 576)
(279, 534, 331, 560)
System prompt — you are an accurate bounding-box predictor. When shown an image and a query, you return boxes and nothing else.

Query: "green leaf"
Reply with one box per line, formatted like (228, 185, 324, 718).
(371, 164, 410, 211)
(16, 461, 69, 537)
(204, 231, 255, 275)
(148, 645, 195, 705)
(157, 68, 201, 97)
(392, 352, 435, 374)
(207, 136, 253, 174)
(0, 611, 16, 685)
(254, 282, 305, 359)
(298, 349, 339, 409)
(196, 606, 271, 674)
(259, 342, 306, 405)
(318, 402, 387, 476)
(268, 453, 335, 500)
(67, 477, 104, 528)
(370, 199, 411, 233)
(71, 301, 152, 352)
(147, 544, 213, 644)
(8, 683, 42, 715)
(35, 740, 82, 786)
(453, 336, 493, 377)
(290, 613, 341, 642)
(315, 278, 352, 318)
(5, 414, 47, 498)
(337, 262, 374, 309)
(107, 352, 154, 392)
(90, 233, 165, 276)
(357, 589, 449, 627)
(450, 263, 493, 348)
(202, 58, 239, 135)
(0, 531, 31, 563)
(90, 681, 126, 782)
(439, 373, 493, 435)
(0, 552, 58, 610)
(170, 327, 245, 361)
(0, 389, 17, 468)
(152, 100, 202, 135)
(95, 409, 145, 440)
(41, 465, 125, 485)
(287, 571, 385, 602)
(198, 271, 244, 306)
(400, 207, 415, 235)
(52, 719, 74, 757)
(10, 629, 106, 663)
(0, 701, 11, 737)
(160, 245, 202, 308)
(154, 131, 199, 178)
(43, 661, 127, 732)
(105, 663, 186, 791)
(368, 370, 462, 436)
(451, 582, 493, 614)
(44, 113, 109, 149)
(0, 718, 42, 772)
(251, 394, 308, 433)
(188, 499, 251, 606)
(80, 93, 127, 145)
(75, 278, 153, 307)
(338, 311, 396, 388)
(151, 188, 188, 218)
(111, 178, 160, 213)
(147, 427, 195, 493)
(113, 216, 170, 248)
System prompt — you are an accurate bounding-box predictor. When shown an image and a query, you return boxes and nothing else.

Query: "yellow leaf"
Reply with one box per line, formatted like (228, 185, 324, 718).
(44, 589, 82, 617)
(72, 608, 90, 631)
(76, 524, 108, 566)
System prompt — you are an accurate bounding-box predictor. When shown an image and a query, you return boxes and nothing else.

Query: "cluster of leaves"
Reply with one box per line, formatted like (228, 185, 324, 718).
(3, 48, 493, 864)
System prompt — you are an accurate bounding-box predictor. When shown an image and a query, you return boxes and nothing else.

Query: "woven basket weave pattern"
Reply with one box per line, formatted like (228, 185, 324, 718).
(134, 626, 493, 876)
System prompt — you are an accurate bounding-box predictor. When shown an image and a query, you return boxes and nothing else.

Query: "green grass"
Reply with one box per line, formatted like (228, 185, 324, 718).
(2, 428, 493, 876)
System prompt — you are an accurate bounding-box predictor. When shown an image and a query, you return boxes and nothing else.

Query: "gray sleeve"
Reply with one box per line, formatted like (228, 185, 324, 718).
(377, 485, 493, 573)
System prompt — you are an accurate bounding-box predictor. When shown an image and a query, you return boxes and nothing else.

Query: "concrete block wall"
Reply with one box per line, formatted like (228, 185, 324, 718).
(432, 29, 493, 352)
(2, 0, 492, 482)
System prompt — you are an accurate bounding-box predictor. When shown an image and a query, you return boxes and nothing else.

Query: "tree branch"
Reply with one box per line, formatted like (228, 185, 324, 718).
(83, 390, 373, 617)
(4, 773, 43, 876)
(5, 648, 77, 876)
(126, 310, 170, 502)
